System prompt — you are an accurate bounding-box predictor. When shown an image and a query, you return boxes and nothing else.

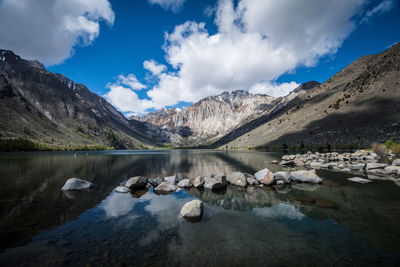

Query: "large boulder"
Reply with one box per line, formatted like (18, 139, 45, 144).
(392, 159, 400, 166)
(192, 176, 205, 188)
(274, 172, 291, 183)
(290, 170, 322, 183)
(154, 181, 177, 194)
(61, 178, 93, 191)
(254, 168, 275, 185)
(365, 163, 387, 171)
(180, 200, 204, 222)
(178, 179, 192, 188)
(203, 175, 227, 190)
(226, 172, 247, 187)
(125, 176, 148, 189)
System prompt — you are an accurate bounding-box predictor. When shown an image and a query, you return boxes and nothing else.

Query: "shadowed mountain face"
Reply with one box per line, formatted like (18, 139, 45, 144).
(0, 49, 157, 149)
(212, 43, 400, 149)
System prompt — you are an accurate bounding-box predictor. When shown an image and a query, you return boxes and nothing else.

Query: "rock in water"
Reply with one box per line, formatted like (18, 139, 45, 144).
(180, 200, 204, 222)
(365, 163, 387, 170)
(149, 177, 163, 187)
(254, 168, 275, 185)
(226, 172, 248, 187)
(192, 176, 205, 188)
(203, 175, 227, 190)
(164, 175, 177, 184)
(61, 178, 93, 191)
(115, 186, 130, 193)
(178, 179, 192, 188)
(125, 176, 148, 189)
(274, 172, 291, 183)
(348, 177, 372, 183)
(154, 181, 177, 194)
(290, 170, 322, 183)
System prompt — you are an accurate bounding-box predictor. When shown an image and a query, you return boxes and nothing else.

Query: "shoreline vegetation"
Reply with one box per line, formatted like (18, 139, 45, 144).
(0, 138, 399, 156)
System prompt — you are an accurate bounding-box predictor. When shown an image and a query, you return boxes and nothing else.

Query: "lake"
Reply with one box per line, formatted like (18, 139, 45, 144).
(0, 150, 400, 266)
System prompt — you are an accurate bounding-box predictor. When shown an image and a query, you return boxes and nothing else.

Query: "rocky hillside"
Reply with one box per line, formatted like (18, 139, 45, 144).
(0, 49, 157, 149)
(213, 42, 400, 149)
(131, 90, 278, 145)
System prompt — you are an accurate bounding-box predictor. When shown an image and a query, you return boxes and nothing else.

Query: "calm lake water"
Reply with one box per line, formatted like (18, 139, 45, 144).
(0, 150, 400, 266)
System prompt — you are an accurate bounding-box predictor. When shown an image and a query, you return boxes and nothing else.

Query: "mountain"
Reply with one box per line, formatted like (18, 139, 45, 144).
(212, 42, 400, 149)
(0, 49, 157, 149)
(131, 90, 278, 145)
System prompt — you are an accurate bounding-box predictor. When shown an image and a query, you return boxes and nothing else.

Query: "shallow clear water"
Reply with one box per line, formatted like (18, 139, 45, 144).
(0, 150, 400, 266)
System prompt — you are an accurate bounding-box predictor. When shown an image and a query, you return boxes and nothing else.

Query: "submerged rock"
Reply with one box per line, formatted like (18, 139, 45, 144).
(154, 181, 177, 194)
(180, 200, 204, 222)
(125, 176, 148, 189)
(226, 172, 247, 187)
(61, 178, 93, 191)
(254, 168, 275, 185)
(178, 179, 192, 188)
(290, 170, 322, 183)
(348, 177, 372, 183)
(114, 186, 130, 193)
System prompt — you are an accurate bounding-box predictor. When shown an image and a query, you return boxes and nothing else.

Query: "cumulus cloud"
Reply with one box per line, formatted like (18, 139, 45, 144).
(361, 0, 395, 23)
(250, 82, 300, 97)
(148, 0, 186, 12)
(0, 0, 114, 65)
(103, 74, 152, 114)
(109, 0, 368, 113)
(143, 60, 167, 76)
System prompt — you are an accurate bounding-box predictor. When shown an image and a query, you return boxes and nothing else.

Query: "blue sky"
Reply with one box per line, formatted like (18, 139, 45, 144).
(0, 0, 399, 115)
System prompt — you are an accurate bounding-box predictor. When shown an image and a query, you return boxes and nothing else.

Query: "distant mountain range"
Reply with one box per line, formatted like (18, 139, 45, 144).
(1, 43, 399, 150)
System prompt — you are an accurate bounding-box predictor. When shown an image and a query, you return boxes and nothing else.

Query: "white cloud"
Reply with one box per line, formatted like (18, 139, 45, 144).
(0, 0, 114, 65)
(117, 74, 146, 90)
(143, 60, 167, 76)
(250, 82, 300, 97)
(148, 0, 186, 12)
(103, 74, 152, 114)
(361, 0, 395, 23)
(109, 0, 368, 113)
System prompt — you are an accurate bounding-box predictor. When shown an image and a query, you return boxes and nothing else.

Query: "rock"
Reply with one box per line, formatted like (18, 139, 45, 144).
(290, 170, 322, 183)
(276, 180, 285, 185)
(348, 177, 372, 183)
(226, 172, 248, 187)
(349, 164, 365, 171)
(385, 166, 400, 175)
(342, 168, 351, 173)
(125, 176, 148, 189)
(246, 177, 259, 185)
(282, 155, 291, 160)
(154, 181, 177, 194)
(292, 183, 320, 191)
(203, 175, 228, 190)
(271, 160, 279, 164)
(367, 169, 386, 176)
(254, 168, 275, 185)
(149, 177, 163, 187)
(114, 186, 130, 193)
(192, 176, 205, 188)
(61, 178, 93, 191)
(274, 171, 291, 183)
(280, 160, 295, 166)
(177, 179, 192, 188)
(309, 161, 322, 169)
(180, 200, 204, 222)
(365, 163, 387, 170)
(164, 175, 177, 184)
(294, 159, 305, 166)
(392, 159, 400, 166)
(321, 163, 337, 169)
